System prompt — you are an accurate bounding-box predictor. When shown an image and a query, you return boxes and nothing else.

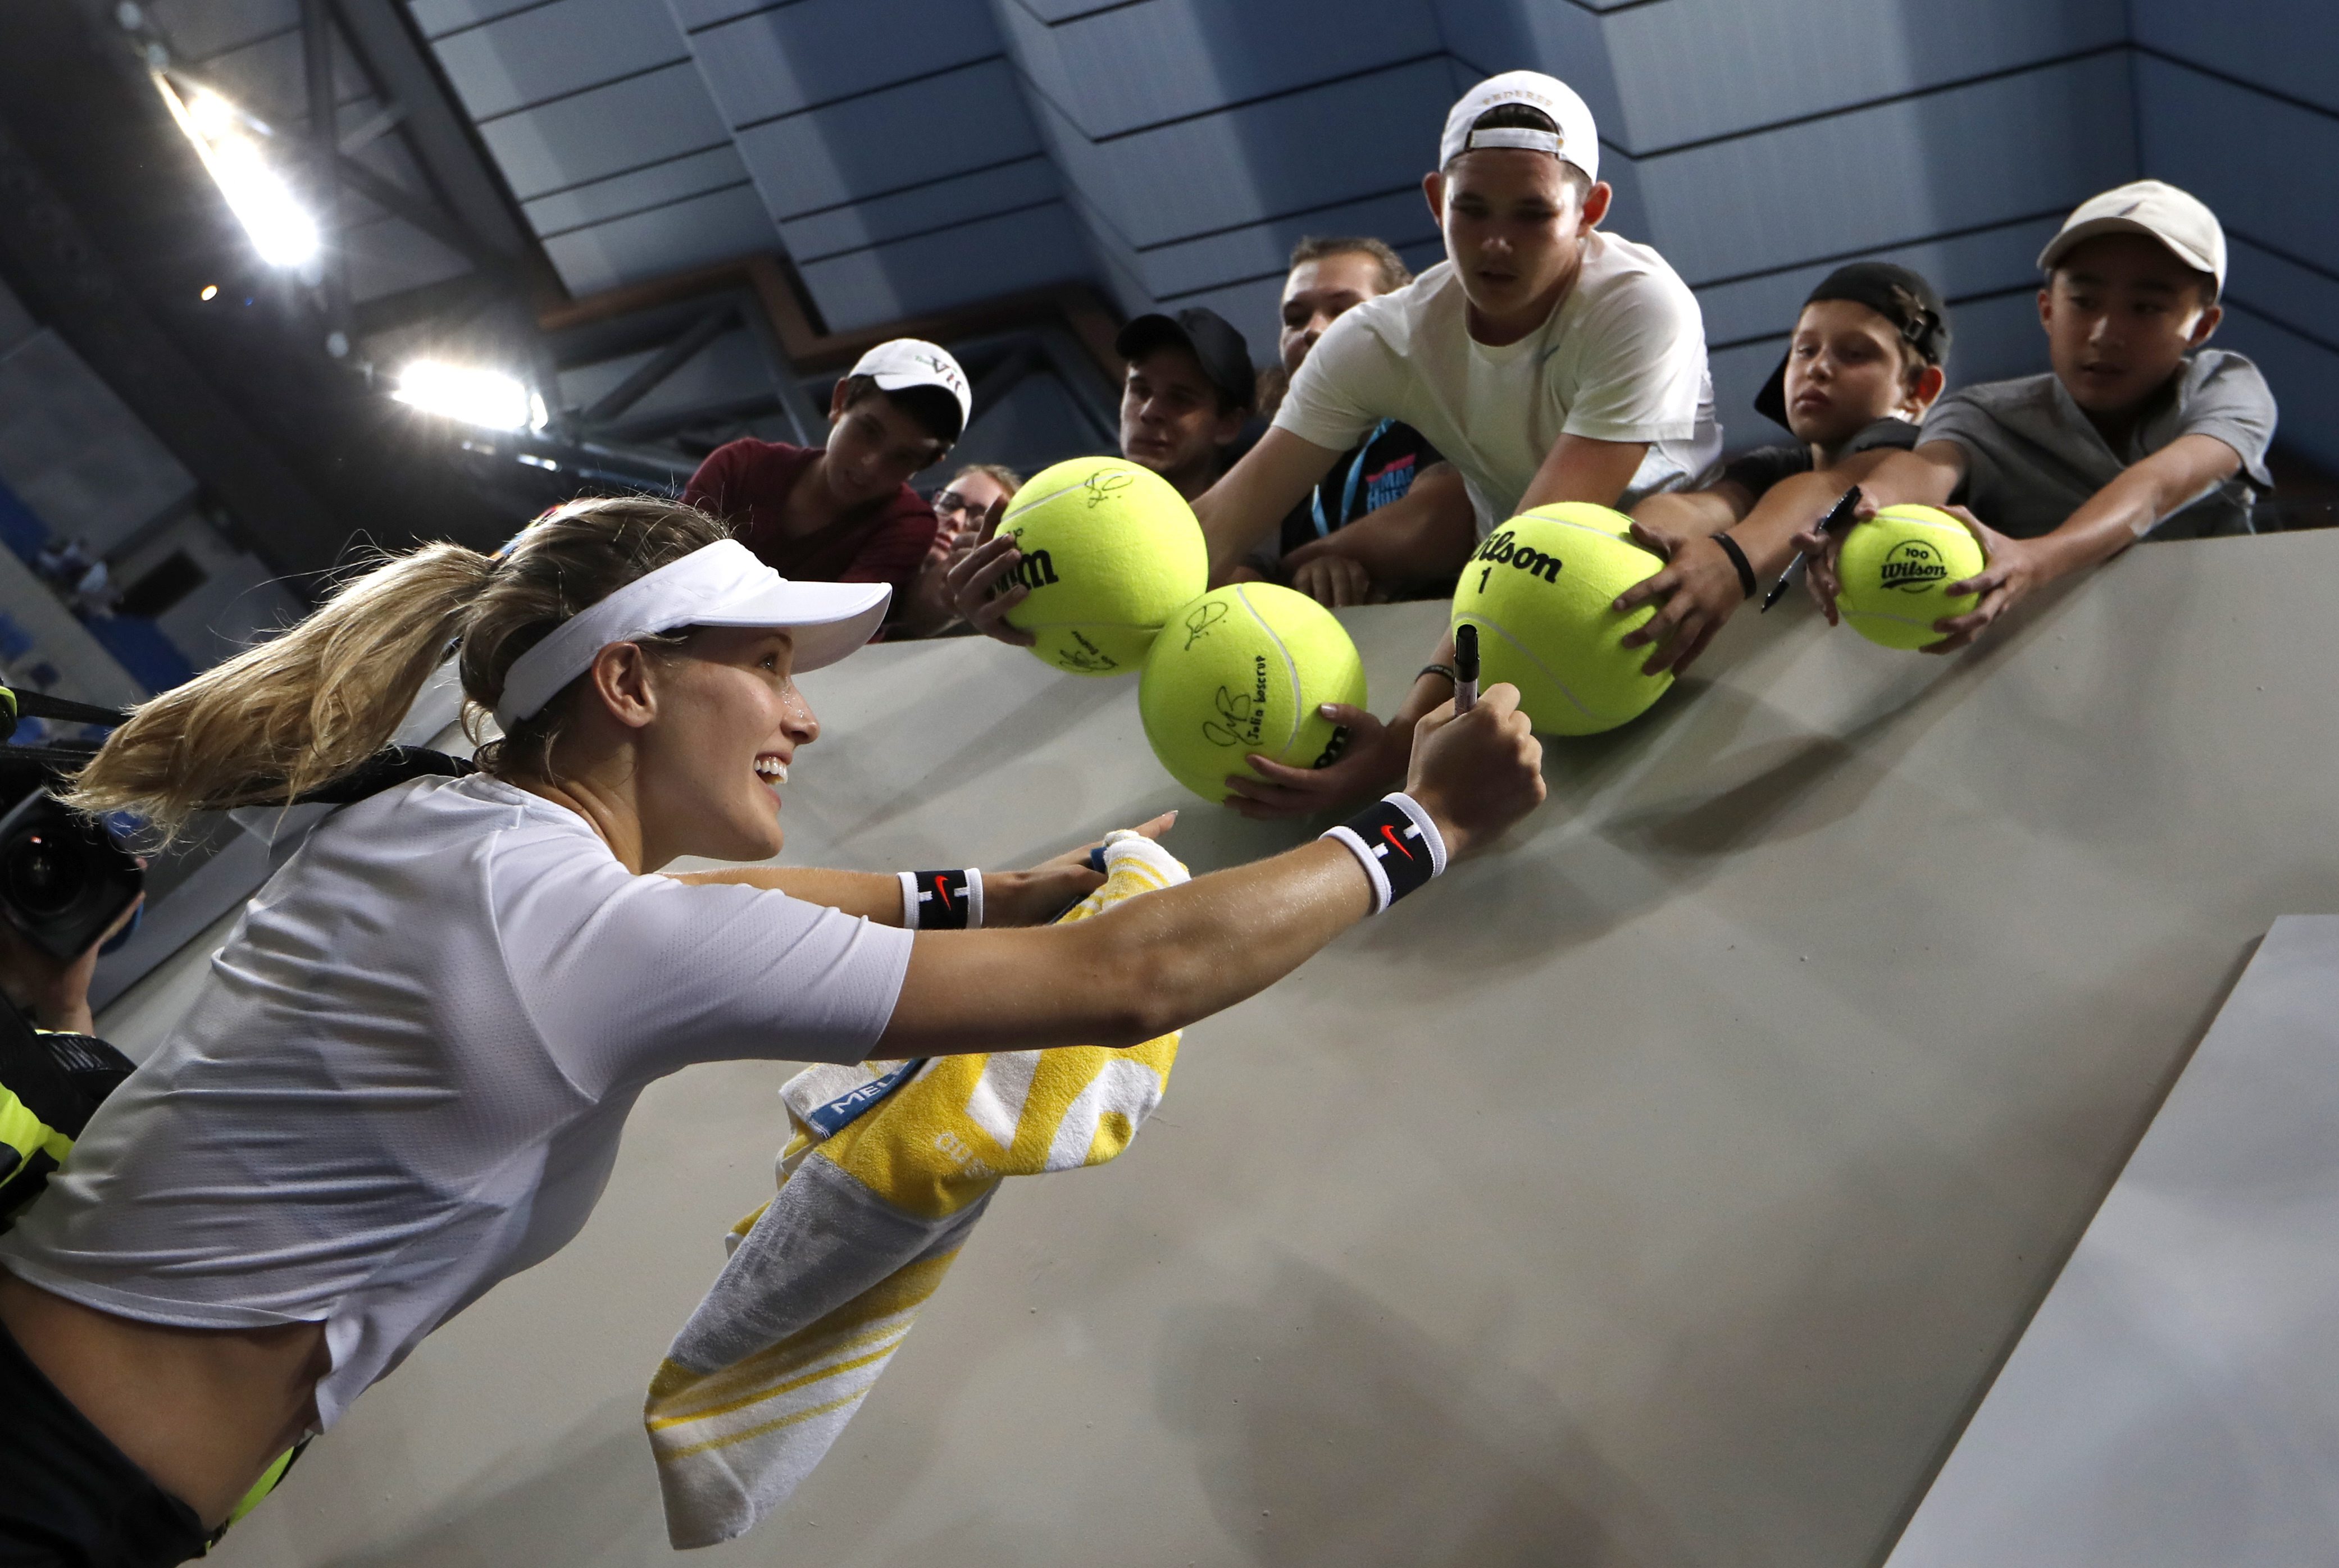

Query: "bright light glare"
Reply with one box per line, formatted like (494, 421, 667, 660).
(156, 74, 318, 268)
(393, 361, 535, 432)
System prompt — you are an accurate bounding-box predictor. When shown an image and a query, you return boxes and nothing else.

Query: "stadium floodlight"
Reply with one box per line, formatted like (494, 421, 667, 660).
(393, 361, 544, 432)
(154, 74, 319, 268)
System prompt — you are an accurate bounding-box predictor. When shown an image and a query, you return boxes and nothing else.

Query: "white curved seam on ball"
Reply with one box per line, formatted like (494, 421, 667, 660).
(1457, 612, 1599, 723)
(1000, 467, 1140, 523)
(1235, 584, 1307, 759)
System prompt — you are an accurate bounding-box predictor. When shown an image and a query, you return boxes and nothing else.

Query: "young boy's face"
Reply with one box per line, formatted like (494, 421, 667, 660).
(1783, 300, 1932, 448)
(1120, 345, 1243, 484)
(823, 386, 951, 509)
(1427, 150, 1607, 330)
(2040, 234, 2220, 416)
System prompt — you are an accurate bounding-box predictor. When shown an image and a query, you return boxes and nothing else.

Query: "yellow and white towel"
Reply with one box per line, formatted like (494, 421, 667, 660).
(645, 831, 1186, 1547)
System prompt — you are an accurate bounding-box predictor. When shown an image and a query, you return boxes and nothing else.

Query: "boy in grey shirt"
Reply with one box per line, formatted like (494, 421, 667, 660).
(1803, 180, 2277, 653)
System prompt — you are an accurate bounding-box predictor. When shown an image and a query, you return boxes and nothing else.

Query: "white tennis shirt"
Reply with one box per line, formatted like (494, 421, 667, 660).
(1273, 233, 1721, 531)
(0, 774, 913, 1428)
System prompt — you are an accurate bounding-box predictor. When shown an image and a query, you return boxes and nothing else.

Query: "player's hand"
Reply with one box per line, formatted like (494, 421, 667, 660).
(1613, 523, 1743, 676)
(0, 892, 143, 1036)
(1222, 704, 1403, 821)
(982, 812, 1178, 926)
(1404, 684, 1545, 856)
(1792, 491, 1881, 625)
(942, 497, 1036, 648)
(1924, 506, 2033, 654)
(1287, 553, 1374, 608)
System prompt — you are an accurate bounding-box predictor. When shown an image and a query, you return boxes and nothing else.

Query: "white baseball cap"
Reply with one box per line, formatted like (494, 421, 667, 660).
(1439, 70, 1599, 185)
(2037, 179, 2226, 298)
(494, 540, 888, 728)
(849, 338, 972, 435)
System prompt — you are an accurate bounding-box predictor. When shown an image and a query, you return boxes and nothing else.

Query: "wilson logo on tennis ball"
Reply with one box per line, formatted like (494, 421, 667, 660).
(1880, 541, 1949, 592)
(996, 543, 1061, 592)
(1469, 528, 1564, 585)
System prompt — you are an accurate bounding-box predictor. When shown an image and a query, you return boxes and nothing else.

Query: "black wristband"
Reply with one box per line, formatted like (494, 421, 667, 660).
(1417, 663, 1457, 687)
(1322, 794, 1448, 914)
(1713, 533, 1757, 600)
(900, 869, 984, 929)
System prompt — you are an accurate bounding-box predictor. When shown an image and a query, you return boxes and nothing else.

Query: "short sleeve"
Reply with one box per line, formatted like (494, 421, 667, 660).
(1561, 274, 1710, 444)
(1913, 388, 1999, 467)
(492, 840, 914, 1097)
(2177, 352, 2277, 485)
(1273, 306, 1395, 454)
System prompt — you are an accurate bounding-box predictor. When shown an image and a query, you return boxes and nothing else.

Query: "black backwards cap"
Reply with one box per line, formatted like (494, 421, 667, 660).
(1114, 307, 1256, 412)
(1754, 262, 1951, 431)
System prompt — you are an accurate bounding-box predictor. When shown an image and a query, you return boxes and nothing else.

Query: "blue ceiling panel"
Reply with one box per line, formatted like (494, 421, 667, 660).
(685, 0, 1004, 129)
(1141, 187, 1436, 302)
(2223, 240, 2339, 358)
(1635, 55, 2136, 288)
(407, 0, 556, 39)
(2214, 309, 2336, 470)
(1691, 216, 2062, 351)
(2132, 0, 2339, 118)
(1026, 57, 1453, 256)
(521, 143, 754, 239)
(432, 0, 692, 122)
(730, 58, 1040, 220)
(795, 200, 1091, 330)
(1440, 0, 2128, 157)
(2136, 57, 2339, 304)
(777, 156, 1061, 266)
(474, 61, 734, 199)
(538, 181, 784, 293)
(996, 0, 1441, 141)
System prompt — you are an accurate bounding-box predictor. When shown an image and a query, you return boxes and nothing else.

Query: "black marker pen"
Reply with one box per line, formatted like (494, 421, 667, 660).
(1454, 623, 1480, 714)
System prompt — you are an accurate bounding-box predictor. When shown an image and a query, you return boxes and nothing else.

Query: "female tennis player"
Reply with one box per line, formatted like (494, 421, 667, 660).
(0, 496, 1542, 1562)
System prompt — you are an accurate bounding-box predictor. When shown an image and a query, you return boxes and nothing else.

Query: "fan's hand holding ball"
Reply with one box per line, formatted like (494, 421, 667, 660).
(1405, 683, 1546, 858)
(1449, 506, 1674, 736)
(1833, 504, 1986, 650)
(1139, 584, 1368, 803)
(989, 457, 1208, 676)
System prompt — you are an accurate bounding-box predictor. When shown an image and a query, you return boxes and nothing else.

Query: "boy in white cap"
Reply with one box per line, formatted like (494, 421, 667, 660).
(1800, 179, 2277, 653)
(685, 338, 972, 637)
(953, 70, 1718, 815)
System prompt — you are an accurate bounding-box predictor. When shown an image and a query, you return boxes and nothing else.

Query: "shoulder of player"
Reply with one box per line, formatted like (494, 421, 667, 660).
(2176, 346, 2272, 404)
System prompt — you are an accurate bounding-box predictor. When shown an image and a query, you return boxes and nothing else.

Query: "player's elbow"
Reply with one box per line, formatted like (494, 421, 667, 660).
(1082, 923, 1211, 1047)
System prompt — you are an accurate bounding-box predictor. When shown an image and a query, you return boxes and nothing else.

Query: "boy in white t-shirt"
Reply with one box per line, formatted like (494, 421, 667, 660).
(955, 70, 1719, 817)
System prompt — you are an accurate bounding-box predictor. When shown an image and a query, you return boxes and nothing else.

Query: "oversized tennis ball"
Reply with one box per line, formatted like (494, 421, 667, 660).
(994, 457, 1208, 676)
(1139, 584, 1368, 803)
(1835, 505, 1985, 650)
(1449, 510, 1671, 736)
(1517, 500, 1636, 539)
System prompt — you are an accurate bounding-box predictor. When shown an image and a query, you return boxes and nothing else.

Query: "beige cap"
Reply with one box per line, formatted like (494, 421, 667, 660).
(1439, 71, 1598, 184)
(2037, 179, 2226, 298)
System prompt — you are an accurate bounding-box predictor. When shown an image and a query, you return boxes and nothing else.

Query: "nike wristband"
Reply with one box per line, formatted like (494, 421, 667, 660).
(1321, 792, 1448, 914)
(900, 868, 984, 930)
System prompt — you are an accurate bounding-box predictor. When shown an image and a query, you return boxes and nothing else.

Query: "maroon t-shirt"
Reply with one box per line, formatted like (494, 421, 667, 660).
(682, 440, 937, 628)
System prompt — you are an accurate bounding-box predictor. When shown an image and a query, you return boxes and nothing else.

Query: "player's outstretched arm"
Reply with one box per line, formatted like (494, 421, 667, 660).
(878, 686, 1545, 1056)
(676, 813, 1180, 927)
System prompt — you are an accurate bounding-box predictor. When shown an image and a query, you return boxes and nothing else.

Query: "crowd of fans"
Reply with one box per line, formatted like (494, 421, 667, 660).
(655, 70, 2278, 824)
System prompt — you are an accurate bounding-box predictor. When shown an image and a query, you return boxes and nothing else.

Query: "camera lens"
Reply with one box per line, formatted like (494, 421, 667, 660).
(3, 829, 81, 918)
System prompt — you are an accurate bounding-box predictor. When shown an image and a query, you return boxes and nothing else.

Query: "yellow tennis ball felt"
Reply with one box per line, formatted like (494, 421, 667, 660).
(1139, 584, 1368, 803)
(1450, 512, 1671, 736)
(1517, 500, 1636, 539)
(1835, 505, 1984, 650)
(995, 456, 1208, 676)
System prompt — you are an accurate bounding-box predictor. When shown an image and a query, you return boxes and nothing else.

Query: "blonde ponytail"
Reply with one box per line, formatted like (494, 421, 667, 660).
(66, 494, 731, 839)
(67, 543, 493, 835)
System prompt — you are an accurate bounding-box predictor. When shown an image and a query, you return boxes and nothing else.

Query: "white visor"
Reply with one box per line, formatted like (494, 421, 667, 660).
(493, 539, 889, 728)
